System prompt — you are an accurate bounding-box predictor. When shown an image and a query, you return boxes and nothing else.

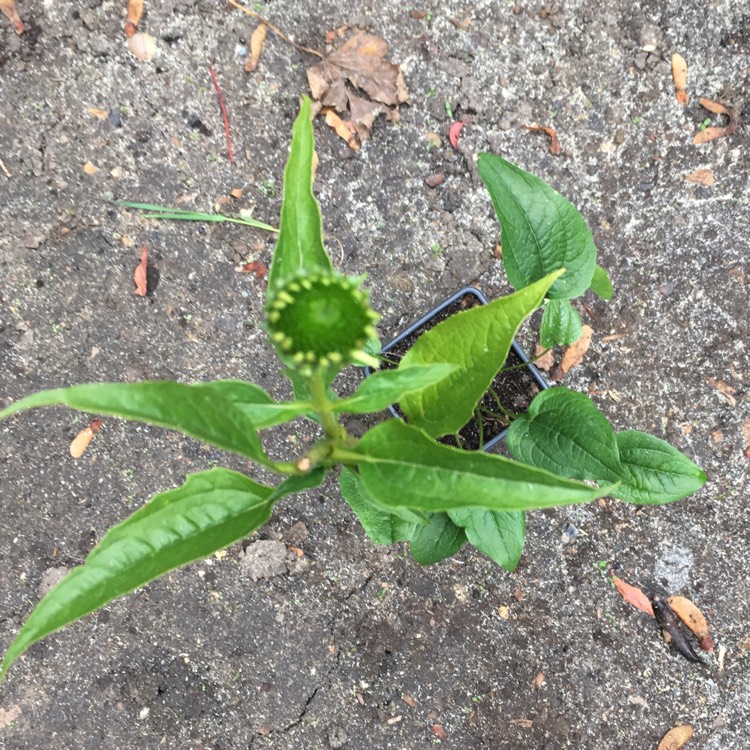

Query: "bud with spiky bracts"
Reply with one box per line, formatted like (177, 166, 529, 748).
(265, 272, 380, 373)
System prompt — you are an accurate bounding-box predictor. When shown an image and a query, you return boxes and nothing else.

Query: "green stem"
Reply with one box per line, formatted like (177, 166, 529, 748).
(498, 348, 550, 374)
(307, 369, 347, 443)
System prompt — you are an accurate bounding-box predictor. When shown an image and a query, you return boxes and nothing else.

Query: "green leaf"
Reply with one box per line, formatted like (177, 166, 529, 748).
(589, 265, 613, 300)
(192, 380, 313, 429)
(505, 388, 706, 505)
(409, 513, 466, 565)
(540, 298, 583, 347)
(333, 364, 458, 414)
(506, 387, 622, 482)
(338, 467, 416, 545)
(0, 467, 324, 681)
(398, 271, 562, 438)
(477, 154, 597, 299)
(613, 431, 706, 505)
(352, 420, 614, 513)
(448, 509, 525, 571)
(0, 382, 268, 464)
(267, 96, 333, 296)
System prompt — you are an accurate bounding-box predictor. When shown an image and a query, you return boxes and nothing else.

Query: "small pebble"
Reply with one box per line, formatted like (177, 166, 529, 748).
(424, 173, 444, 188)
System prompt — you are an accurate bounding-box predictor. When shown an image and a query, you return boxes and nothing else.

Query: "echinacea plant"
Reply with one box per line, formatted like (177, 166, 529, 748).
(0, 97, 706, 682)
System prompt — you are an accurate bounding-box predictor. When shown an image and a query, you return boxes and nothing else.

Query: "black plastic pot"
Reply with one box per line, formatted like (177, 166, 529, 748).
(367, 287, 549, 452)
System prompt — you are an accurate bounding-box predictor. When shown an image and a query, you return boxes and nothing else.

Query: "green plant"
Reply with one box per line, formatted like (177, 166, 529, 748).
(477, 154, 613, 347)
(0, 97, 706, 681)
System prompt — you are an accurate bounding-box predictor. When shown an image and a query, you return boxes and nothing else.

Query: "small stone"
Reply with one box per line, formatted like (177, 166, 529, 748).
(239, 540, 288, 581)
(659, 281, 676, 297)
(83, 162, 99, 175)
(424, 173, 444, 188)
(284, 521, 308, 545)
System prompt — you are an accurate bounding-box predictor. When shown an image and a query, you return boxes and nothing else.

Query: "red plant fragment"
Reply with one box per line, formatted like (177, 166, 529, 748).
(0, 0, 24, 33)
(241, 261, 268, 278)
(611, 572, 655, 617)
(449, 120, 467, 148)
(134, 246, 148, 296)
(523, 125, 561, 155)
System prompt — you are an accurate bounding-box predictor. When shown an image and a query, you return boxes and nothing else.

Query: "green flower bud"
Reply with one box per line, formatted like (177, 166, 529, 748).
(265, 272, 380, 372)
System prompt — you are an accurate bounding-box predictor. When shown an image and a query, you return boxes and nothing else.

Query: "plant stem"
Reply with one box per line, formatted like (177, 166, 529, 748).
(307, 369, 347, 443)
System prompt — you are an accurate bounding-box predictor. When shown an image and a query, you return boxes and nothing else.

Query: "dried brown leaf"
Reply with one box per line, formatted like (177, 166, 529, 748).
(692, 98, 739, 144)
(671, 53, 688, 104)
(705, 377, 737, 407)
(531, 671, 545, 689)
(523, 124, 561, 155)
(0, 0, 24, 33)
(657, 724, 693, 750)
(611, 573, 655, 617)
(533, 344, 555, 371)
(88, 107, 109, 120)
(742, 419, 750, 454)
(668, 595, 714, 651)
(402, 694, 418, 708)
(683, 168, 714, 186)
(450, 17, 472, 30)
(322, 107, 360, 150)
(560, 324, 593, 373)
(307, 32, 409, 142)
(70, 419, 103, 459)
(431, 724, 448, 740)
(134, 246, 148, 296)
(127, 0, 143, 26)
(245, 23, 268, 73)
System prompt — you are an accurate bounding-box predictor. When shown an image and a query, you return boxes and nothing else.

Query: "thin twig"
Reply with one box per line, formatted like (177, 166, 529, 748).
(227, 0, 323, 59)
(0, 157, 11, 178)
(208, 63, 235, 166)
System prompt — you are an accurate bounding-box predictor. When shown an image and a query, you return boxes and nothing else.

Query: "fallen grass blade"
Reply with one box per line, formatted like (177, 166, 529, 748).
(111, 200, 278, 232)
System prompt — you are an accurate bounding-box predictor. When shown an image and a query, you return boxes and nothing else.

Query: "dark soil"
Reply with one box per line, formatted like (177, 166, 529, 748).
(1, 1, 749, 749)
(378, 290, 544, 450)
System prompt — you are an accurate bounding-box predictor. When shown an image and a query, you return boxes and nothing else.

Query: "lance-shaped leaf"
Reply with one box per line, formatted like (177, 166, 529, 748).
(0, 467, 325, 681)
(351, 420, 613, 514)
(613, 431, 706, 505)
(333, 364, 458, 414)
(267, 96, 333, 296)
(192, 380, 313, 429)
(477, 154, 597, 300)
(398, 271, 562, 438)
(540, 298, 582, 347)
(589, 265, 613, 300)
(409, 513, 466, 565)
(448, 509, 525, 572)
(338, 466, 416, 545)
(0, 382, 267, 463)
(506, 388, 706, 504)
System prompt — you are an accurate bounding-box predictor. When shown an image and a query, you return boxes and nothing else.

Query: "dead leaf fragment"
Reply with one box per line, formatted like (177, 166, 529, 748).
(657, 724, 693, 750)
(683, 168, 714, 186)
(742, 419, 750, 456)
(83, 162, 99, 175)
(531, 671, 545, 689)
(0, 704, 22, 729)
(127, 0, 143, 27)
(134, 246, 149, 296)
(431, 723, 448, 740)
(523, 124, 561, 155)
(611, 573, 655, 617)
(245, 23, 268, 73)
(692, 98, 739, 144)
(705, 377, 737, 407)
(322, 107, 360, 150)
(533, 344, 555, 371)
(450, 17, 472, 30)
(88, 107, 109, 121)
(307, 33, 409, 142)
(70, 419, 103, 458)
(668, 595, 714, 651)
(449, 120, 467, 148)
(240, 261, 268, 278)
(402, 694, 418, 708)
(560, 324, 593, 373)
(0, 0, 24, 33)
(671, 53, 688, 105)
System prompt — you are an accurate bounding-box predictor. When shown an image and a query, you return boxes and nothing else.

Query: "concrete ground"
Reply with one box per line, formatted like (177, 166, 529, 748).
(1, 0, 748, 748)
